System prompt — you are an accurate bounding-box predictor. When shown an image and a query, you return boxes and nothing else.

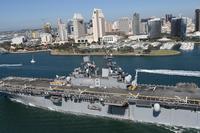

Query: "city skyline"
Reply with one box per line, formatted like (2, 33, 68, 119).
(0, 0, 200, 31)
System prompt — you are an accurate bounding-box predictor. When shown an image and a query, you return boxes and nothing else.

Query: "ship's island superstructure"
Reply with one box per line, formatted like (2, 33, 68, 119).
(0, 55, 200, 129)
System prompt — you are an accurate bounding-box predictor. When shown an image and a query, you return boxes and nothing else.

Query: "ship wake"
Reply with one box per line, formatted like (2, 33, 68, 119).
(0, 64, 23, 67)
(136, 69, 200, 78)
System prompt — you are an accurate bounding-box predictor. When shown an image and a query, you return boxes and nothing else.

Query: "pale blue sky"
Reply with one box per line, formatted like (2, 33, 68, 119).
(0, 0, 199, 31)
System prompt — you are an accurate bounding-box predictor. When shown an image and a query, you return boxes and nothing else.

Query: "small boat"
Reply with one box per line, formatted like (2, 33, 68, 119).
(30, 56, 36, 64)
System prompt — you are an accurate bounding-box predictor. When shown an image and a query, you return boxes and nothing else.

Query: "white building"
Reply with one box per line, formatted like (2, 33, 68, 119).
(112, 21, 119, 31)
(105, 20, 112, 33)
(40, 33, 52, 45)
(129, 35, 148, 41)
(161, 21, 171, 34)
(76, 35, 94, 44)
(92, 8, 106, 42)
(118, 17, 130, 35)
(57, 18, 68, 42)
(11, 36, 26, 45)
(186, 17, 195, 33)
(102, 35, 121, 44)
(73, 13, 85, 41)
(140, 21, 148, 35)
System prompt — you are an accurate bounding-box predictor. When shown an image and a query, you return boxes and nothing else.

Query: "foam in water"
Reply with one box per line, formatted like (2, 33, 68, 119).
(0, 64, 23, 67)
(136, 69, 200, 77)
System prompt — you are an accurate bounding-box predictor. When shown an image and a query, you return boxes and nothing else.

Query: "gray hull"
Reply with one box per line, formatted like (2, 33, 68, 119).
(6, 93, 200, 129)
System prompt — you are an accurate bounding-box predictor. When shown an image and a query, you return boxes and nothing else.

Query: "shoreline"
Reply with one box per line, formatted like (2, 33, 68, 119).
(9, 49, 50, 54)
(50, 50, 181, 57)
(5, 49, 181, 57)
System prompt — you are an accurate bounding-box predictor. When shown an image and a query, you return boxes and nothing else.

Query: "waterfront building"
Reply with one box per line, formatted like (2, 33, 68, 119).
(92, 8, 106, 42)
(75, 35, 94, 44)
(171, 17, 187, 39)
(186, 17, 195, 33)
(102, 35, 121, 44)
(57, 18, 68, 42)
(148, 18, 161, 39)
(11, 36, 26, 45)
(195, 9, 200, 31)
(132, 13, 140, 35)
(31, 31, 40, 39)
(43, 23, 52, 34)
(73, 13, 85, 41)
(118, 17, 130, 35)
(40, 33, 52, 45)
(129, 35, 148, 41)
(162, 21, 171, 34)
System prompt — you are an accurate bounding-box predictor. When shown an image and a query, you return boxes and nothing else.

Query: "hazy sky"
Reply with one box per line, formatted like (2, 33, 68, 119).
(0, 0, 199, 31)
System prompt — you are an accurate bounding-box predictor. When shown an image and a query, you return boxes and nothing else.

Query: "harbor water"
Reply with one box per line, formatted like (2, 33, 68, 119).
(1, 46, 200, 133)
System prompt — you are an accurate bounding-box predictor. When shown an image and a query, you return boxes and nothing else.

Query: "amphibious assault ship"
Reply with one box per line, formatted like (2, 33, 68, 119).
(0, 55, 200, 129)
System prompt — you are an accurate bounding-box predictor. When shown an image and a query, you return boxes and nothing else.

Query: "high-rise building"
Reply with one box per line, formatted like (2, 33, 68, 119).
(92, 8, 106, 42)
(85, 20, 93, 35)
(132, 13, 140, 35)
(118, 17, 130, 35)
(67, 20, 74, 35)
(165, 14, 173, 22)
(112, 21, 119, 32)
(140, 19, 150, 35)
(171, 17, 187, 39)
(195, 9, 200, 31)
(148, 18, 161, 39)
(57, 18, 68, 41)
(73, 13, 85, 40)
(105, 20, 112, 33)
(43, 23, 52, 34)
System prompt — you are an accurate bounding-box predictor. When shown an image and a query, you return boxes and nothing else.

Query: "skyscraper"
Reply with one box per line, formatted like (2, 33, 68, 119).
(171, 17, 187, 39)
(73, 13, 85, 40)
(165, 14, 173, 22)
(67, 20, 74, 35)
(195, 9, 200, 31)
(57, 18, 68, 41)
(132, 13, 140, 35)
(92, 8, 106, 42)
(148, 18, 161, 39)
(43, 23, 52, 34)
(140, 19, 148, 35)
(118, 17, 130, 35)
(105, 20, 112, 33)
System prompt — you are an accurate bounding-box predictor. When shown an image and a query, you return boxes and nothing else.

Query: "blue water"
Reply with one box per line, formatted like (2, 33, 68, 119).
(1, 47, 200, 86)
(0, 47, 200, 133)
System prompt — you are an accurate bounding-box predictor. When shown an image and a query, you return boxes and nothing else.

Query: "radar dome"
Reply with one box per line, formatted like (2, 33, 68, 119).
(154, 103, 160, 112)
(125, 75, 132, 83)
(66, 76, 71, 82)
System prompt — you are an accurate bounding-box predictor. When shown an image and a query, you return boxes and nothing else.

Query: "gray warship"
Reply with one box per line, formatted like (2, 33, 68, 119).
(0, 55, 200, 129)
